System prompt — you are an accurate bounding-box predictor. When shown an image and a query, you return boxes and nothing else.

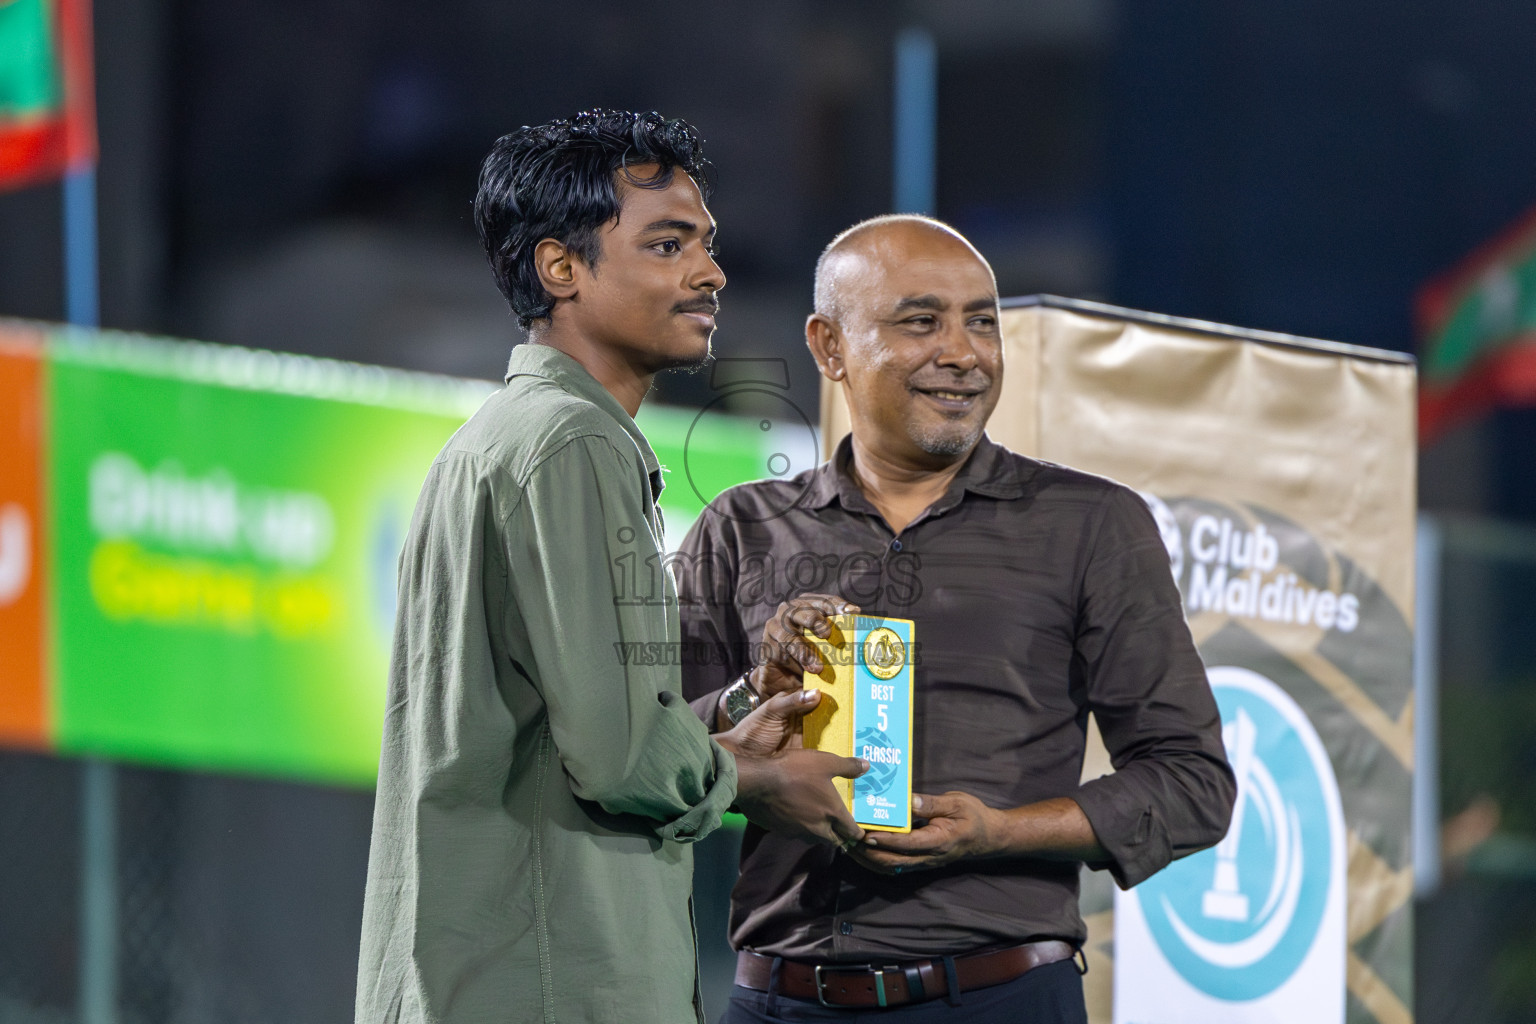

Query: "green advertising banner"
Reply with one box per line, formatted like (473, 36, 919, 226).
(44, 331, 492, 785)
(0, 323, 799, 786)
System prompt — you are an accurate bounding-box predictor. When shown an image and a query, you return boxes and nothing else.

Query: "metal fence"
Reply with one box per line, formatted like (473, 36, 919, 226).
(0, 760, 378, 1024)
(1416, 514, 1536, 1024)
(0, 751, 78, 1024)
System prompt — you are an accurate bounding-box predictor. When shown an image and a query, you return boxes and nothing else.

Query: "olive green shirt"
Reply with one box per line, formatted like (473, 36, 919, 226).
(356, 344, 737, 1024)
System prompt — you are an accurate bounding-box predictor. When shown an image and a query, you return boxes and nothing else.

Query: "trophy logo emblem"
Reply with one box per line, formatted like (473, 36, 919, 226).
(861, 626, 906, 680)
(1120, 665, 1346, 1012)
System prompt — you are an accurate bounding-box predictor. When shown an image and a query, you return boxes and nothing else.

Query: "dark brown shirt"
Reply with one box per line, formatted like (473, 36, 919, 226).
(676, 434, 1234, 961)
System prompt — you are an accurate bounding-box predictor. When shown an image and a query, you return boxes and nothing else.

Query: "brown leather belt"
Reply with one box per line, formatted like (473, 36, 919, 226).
(734, 940, 1076, 1008)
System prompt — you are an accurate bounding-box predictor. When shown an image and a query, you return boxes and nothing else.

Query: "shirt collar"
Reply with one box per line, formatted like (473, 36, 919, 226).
(505, 343, 665, 498)
(803, 432, 1031, 514)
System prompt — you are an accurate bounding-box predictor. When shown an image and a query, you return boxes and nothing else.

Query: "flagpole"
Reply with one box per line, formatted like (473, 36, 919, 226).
(64, 166, 99, 327)
(893, 27, 937, 215)
(66, 161, 118, 1024)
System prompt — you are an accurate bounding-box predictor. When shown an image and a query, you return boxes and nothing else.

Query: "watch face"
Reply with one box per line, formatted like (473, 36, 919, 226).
(725, 680, 759, 723)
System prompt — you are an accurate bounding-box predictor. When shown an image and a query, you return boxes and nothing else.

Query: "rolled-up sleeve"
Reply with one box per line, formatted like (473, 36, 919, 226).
(507, 435, 737, 842)
(1071, 486, 1236, 888)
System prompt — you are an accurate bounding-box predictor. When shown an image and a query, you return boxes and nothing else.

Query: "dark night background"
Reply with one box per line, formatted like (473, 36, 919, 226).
(6, 1, 1533, 509)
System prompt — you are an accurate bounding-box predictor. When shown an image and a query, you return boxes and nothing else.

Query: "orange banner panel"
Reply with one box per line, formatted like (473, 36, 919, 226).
(0, 327, 48, 748)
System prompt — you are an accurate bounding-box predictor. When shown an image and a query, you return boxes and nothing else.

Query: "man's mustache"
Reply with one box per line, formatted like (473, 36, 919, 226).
(910, 372, 992, 392)
(674, 297, 720, 316)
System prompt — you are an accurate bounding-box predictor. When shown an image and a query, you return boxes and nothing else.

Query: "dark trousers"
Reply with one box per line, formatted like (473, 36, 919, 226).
(718, 958, 1088, 1023)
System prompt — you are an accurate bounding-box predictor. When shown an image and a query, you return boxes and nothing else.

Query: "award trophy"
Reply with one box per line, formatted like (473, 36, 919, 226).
(801, 614, 915, 833)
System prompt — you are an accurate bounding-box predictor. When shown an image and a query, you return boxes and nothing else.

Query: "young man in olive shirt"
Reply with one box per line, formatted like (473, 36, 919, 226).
(355, 111, 867, 1024)
(677, 216, 1236, 1022)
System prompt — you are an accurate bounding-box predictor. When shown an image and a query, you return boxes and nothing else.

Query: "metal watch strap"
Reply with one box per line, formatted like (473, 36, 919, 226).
(722, 672, 761, 724)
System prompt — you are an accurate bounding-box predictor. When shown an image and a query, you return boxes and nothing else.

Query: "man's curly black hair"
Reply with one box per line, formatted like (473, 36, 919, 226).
(474, 109, 715, 330)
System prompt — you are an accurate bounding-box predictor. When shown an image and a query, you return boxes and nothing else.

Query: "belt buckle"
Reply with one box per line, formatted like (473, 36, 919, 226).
(813, 963, 902, 1008)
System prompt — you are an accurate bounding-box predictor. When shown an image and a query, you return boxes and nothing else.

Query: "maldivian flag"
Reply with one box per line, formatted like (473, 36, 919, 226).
(1417, 204, 1536, 444)
(0, 0, 95, 191)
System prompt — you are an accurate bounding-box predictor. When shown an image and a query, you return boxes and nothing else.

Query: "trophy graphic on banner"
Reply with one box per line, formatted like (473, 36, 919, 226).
(1203, 709, 1257, 922)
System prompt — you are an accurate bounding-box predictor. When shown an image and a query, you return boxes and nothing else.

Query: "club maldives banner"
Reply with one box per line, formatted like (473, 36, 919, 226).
(0, 320, 788, 785)
(0, 0, 96, 189)
(822, 297, 1417, 1024)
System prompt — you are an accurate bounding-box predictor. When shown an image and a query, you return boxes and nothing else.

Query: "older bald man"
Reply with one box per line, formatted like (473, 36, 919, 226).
(676, 216, 1235, 1023)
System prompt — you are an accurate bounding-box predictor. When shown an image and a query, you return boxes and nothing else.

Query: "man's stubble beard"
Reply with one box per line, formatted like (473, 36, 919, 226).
(646, 345, 715, 376)
(910, 416, 985, 457)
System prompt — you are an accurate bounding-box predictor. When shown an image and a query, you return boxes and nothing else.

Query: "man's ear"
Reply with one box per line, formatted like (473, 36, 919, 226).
(534, 238, 580, 302)
(805, 314, 847, 382)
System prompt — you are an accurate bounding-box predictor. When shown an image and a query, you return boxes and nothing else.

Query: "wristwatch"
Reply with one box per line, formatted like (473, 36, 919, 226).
(722, 673, 762, 725)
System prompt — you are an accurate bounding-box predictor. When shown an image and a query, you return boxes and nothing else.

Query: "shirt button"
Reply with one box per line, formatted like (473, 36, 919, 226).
(840, 921, 853, 935)
(890, 539, 903, 552)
